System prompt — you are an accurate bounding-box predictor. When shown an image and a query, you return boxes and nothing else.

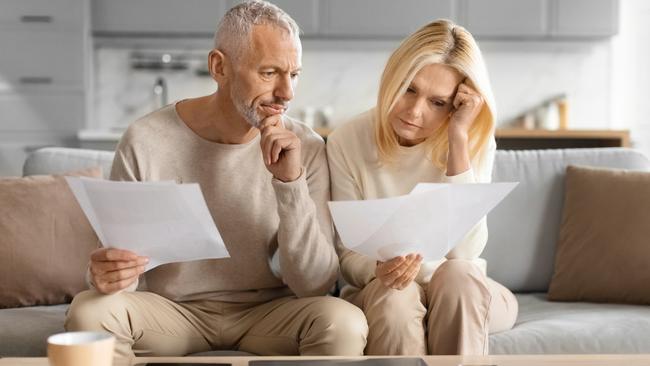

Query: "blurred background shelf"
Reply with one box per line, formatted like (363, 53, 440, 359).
(494, 129, 630, 149)
(315, 128, 630, 150)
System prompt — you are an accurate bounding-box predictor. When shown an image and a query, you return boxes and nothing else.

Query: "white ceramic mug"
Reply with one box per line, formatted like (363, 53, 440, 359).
(47, 331, 115, 366)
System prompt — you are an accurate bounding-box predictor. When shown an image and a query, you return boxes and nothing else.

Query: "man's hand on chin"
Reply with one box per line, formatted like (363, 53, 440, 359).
(259, 114, 302, 182)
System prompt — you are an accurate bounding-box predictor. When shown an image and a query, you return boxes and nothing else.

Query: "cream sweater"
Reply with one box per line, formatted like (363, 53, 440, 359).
(326, 109, 496, 288)
(104, 104, 337, 303)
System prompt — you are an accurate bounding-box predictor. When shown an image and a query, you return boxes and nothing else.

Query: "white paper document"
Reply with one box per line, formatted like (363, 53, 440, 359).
(328, 182, 518, 261)
(66, 177, 230, 270)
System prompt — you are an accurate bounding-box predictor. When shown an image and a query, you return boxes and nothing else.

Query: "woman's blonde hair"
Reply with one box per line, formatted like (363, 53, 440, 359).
(375, 19, 496, 169)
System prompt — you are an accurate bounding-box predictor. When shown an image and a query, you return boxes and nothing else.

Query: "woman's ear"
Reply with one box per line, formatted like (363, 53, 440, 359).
(208, 49, 227, 82)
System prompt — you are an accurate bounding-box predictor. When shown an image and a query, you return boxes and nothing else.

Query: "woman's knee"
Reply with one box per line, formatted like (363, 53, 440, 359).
(428, 260, 490, 304)
(362, 279, 426, 326)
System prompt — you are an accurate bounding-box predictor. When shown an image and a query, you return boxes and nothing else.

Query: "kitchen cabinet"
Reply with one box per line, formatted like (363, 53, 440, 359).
(0, 0, 85, 31)
(0, 0, 90, 177)
(0, 31, 85, 92)
(0, 93, 85, 132)
(90, 0, 619, 39)
(319, 0, 456, 38)
(263, 0, 319, 36)
(459, 0, 547, 38)
(551, 0, 618, 37)
(92, 0, 228, 35)
(458, 0, 618, 39)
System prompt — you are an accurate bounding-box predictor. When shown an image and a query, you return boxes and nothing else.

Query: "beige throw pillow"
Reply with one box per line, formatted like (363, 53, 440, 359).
(0, 168, 101, 308)
(548, 165, 650, 305)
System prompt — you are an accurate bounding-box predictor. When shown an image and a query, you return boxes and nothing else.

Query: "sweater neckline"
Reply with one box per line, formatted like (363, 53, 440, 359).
(170, 101, 261, 151)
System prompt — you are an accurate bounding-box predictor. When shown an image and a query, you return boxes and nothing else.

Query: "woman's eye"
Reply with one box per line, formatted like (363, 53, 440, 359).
(406, 87, 416, 94)
(432, 100, 446, 107)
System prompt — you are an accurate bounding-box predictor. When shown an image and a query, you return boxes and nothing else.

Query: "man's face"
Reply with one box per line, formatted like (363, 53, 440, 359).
(228, 24, 302, 128)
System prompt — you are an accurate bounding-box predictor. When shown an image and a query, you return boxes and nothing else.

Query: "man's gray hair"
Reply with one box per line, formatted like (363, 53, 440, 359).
(214, 1, 300, 59)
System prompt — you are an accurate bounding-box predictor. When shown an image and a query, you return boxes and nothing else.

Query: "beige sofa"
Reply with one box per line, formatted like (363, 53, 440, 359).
(1, 147, 650, 356)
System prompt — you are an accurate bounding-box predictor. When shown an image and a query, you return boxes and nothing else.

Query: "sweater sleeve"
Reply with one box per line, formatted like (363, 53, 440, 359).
(271, 142, 339, 297)
(326, 136, 377, 289)
(443, 136, 496, 260)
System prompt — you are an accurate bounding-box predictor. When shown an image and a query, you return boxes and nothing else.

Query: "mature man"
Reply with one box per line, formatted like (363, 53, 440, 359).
(65, 1, 368, 358)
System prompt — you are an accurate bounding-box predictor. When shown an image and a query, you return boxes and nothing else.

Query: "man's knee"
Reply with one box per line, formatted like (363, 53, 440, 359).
(65, 290, 128, 332)
(308, 297, 368, 355)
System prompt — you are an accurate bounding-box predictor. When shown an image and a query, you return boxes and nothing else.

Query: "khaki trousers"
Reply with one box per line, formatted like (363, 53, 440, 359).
(342, 259, 518, 355)
(65, 291, 368, 358)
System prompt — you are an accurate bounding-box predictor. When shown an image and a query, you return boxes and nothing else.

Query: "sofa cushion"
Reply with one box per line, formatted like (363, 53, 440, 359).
(490, 293, 650, 354)
(0, 168, 101, 308)
(0, 304, 68, 356)
(487, 148, 650, 292)
(547, 165, 650, 305)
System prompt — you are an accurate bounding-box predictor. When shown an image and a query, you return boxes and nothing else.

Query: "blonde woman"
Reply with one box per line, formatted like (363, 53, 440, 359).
(327, 19, 518, 356)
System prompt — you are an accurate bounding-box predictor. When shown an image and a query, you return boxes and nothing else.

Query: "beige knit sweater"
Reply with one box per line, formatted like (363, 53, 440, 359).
(326, 109, 496, 289)
(103, 103, 337, 303)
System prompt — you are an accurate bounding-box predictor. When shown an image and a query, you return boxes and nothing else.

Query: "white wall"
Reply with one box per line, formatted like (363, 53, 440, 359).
(612, 0, 650, 157)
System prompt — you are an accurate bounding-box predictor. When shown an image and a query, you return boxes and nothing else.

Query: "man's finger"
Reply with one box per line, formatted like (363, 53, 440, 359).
(91, 248, 139, 262)
(92, 258, 148, 274)
(97, 266, 145, 284)
(97, 275, 139, 294)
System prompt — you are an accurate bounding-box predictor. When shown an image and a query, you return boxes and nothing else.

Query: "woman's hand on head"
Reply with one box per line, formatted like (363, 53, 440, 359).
(375, 253, 423, 290)
(448, 81, 484, 143)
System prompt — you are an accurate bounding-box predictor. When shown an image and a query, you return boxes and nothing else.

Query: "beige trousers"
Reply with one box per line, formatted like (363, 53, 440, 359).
(342, 259, 518, 355)
(65, 291, 368, 358)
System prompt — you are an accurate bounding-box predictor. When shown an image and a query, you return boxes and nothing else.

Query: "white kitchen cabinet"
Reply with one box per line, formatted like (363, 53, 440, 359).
(319, 0, 456, 38)
(0, 0, 85, 31)
(459, 0, 547, 38)
(551, 0, 618, 37)
(92, 0, 228, 35)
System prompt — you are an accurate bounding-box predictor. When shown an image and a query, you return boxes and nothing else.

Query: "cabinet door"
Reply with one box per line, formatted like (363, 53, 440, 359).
(0, 0, 85, 31)
(0, 30, 85, 91)
(460, 0, 547, 38)
(92, 0, 228, 35)
(0, 93, 85, 132)
(551, 0, 618, 37)
(268, 0, 318, 36)
(320, 0, 456, 38)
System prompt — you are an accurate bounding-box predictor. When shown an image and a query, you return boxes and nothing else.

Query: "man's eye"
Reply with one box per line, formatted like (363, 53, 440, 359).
(290, 73, 300, 79)
(262, 71, 275, 77)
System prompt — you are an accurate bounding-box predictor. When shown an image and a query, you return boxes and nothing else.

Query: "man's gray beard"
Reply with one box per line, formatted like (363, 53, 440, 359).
(233, 97, 262, 128)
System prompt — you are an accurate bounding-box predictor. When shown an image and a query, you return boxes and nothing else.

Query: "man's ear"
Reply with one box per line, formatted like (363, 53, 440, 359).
(208, 49, 227, 82)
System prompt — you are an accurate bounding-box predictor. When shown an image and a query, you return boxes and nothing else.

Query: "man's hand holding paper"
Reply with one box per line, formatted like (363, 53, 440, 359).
(66, 177, 231, 278)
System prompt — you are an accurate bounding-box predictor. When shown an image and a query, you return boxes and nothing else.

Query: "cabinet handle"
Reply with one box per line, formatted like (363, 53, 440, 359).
(19, 77, 53, 85)
(20, 15, 53, 23)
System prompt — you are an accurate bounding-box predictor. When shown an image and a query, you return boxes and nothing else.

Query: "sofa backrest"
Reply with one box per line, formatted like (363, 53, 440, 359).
(23, 147, 650, 294)
(486, 148, 650, 293)
(23, 147, 114, 179)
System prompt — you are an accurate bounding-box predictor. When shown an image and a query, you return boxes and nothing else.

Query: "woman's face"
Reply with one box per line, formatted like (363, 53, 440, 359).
(388, 63, 464, 146)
